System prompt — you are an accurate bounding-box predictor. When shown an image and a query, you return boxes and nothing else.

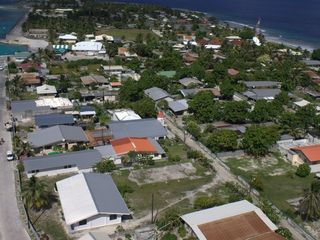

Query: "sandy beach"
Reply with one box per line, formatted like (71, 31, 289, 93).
(0, 8, 49, 52)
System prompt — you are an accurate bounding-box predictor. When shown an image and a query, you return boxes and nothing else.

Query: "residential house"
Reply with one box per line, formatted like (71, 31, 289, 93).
(183, 52, 199, 64)
(81, 75, 109, 87)
(227, 68, 239, 77)
(56, 173, 130, 232)
(102, 65, 125, 76)
(23, 149, 102, 177)
(181, 200, 283, 240)
(179, 88, 221, 99)
(10, 100, 53, 122)
(27, 29, 49, 39)
(80, 90, 118, 103)
(107, 119, 167, 140)
(110, 109, 141, 121)
(72, 41, 105, 54)
(117, 47, 137, 58)
(96, 137, 165, 164)
(204, 39, 222, 49)
(86, 128, 113, 147)
(243, 81, 281, 89)
(243, 89, 281, 101)
(302, 59, 320, 69)
(168, 99, 189, 115)
(291, 144, 320, 168)
(28, 125, 88, 150)
(179, 78, 202, 88)
(34, 113, 75, 128)
(59, 34, 77, 44)
(144, 87, 170, 101)
(35, 97, 73, 110)
(36, 84, 57, 98)
(21, 73, 41, 88)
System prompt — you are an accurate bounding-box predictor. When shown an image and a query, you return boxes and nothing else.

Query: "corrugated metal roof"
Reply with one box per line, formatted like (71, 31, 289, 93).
(144, 87, 170, 101)
(56, 173, 129, 225)
(34, 113, 74, 128)
(24, 149, 102, 172)
(108, 119, 167, 139)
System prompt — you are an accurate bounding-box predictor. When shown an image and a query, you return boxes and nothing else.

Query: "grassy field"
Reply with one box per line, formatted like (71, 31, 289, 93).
(112, 166, 213, 218)
(49, 63, 102, 76)
(225, 154, 314, 216)
(96, 28, 156, 41)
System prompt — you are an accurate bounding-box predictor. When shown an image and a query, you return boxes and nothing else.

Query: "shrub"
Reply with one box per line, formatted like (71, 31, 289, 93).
(187, 150, 202, 159)
(94, 159, 116, 173)
(259, 199, 280, 224)
(168, 154, 181, 162)
(178, 226, 187, 238)
(250, 175, 264, 191)
(276, 227, 293, 240)
(296, 163, 311, 177)
(161, 233, 177, 240)
(194, 196, 224, 209)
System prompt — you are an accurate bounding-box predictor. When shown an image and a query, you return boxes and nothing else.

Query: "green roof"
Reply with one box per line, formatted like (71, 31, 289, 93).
(14, 51, 31, 59)
(157, 70, 176, 78)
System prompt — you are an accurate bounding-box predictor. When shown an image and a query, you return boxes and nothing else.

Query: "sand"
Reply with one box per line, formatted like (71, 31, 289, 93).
(0, 8, 49, 52)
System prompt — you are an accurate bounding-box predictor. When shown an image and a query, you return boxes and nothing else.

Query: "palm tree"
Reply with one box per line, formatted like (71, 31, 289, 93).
(299, 181, 320, 221)
(22, 176, 51, 210)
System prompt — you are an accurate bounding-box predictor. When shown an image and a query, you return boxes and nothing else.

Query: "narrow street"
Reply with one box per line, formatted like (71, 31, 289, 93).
(0, 57, 29, 240)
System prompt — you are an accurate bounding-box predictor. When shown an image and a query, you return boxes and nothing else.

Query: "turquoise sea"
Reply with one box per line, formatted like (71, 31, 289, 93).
(0, 3, 28, 55)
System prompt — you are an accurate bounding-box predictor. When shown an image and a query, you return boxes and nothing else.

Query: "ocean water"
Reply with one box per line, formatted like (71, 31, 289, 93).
(114, 0, 320, 50)
(0, 3, 27, 55)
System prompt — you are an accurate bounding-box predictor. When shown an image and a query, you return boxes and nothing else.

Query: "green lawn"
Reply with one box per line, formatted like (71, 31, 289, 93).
(96, 28, 156, 41)
(225, 154, 314, 216)
(160, 139, 188, 161)
(112, 168, 213, 217)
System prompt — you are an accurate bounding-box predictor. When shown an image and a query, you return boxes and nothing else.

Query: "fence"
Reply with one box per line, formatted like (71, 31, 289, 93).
(15, 169, 41, 240)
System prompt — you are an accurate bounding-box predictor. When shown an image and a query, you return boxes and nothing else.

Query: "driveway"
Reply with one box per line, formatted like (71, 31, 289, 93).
(0, 57, 29, 240)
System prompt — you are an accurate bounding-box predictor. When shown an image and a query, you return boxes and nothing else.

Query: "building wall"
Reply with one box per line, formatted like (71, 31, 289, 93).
(27, 167, 79, 178)
(68, 214, 123, 232)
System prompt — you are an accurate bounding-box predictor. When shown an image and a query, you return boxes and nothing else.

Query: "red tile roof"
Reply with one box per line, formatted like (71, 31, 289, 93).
(228, 68, 239, 76)
(111, 82, 122, 87)
(111, 137, 156, 155)
(293, 144, 320, 162)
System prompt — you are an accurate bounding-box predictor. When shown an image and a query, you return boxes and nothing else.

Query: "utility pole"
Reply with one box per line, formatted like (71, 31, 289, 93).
(151, 193, 154, 223)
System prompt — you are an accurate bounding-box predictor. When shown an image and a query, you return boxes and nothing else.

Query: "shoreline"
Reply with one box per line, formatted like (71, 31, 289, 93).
(0, 5, 49, 53)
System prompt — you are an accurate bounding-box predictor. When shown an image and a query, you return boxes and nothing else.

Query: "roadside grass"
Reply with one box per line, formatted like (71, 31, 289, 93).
(225, 154, 314, 217)
(112, 168, 213, 218)
(96, 28, 156, 41)
(160, 139, 188, 160)
(22, 174, 74, 240)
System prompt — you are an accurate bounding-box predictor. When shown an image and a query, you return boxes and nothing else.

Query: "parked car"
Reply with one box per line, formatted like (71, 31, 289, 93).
(6, 150, 14, 161)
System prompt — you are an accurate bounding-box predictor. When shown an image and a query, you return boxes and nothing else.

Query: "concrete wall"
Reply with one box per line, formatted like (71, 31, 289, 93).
(68, 214, 123, 232)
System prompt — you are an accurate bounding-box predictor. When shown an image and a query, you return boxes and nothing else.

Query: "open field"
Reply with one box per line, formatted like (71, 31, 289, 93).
(112, 162, 214, 218)
(96, 28, 156, 41)
(225, 153, 315, 217)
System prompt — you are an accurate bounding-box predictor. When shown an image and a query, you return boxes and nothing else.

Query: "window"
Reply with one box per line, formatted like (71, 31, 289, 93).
(109, 215, 117, 220)
(79, 219, 87, 226)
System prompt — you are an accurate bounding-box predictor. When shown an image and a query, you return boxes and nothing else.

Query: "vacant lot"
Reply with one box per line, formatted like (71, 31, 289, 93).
(129, 162, 199, 185)
(112, 162, 214, 217)
(225, 153, 314, 217)
(96, 28, 156, 41)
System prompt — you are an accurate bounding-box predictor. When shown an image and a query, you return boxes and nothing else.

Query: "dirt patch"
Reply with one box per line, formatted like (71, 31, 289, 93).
(128, 163, 197, 185)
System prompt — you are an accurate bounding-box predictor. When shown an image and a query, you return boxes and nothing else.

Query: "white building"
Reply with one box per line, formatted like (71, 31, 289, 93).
(72, 41, 104, 53)
(111, 109, 141, 121)
(57, 173, 130, 232)
(36, 84, 57, 98)
(59, 34, 77, 43)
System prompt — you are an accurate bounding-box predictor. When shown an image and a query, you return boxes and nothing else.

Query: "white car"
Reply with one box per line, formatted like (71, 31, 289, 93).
(6, 151, 14, 161)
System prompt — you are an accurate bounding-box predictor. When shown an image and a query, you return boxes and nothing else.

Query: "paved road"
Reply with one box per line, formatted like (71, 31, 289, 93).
(0, 58, 30, 240)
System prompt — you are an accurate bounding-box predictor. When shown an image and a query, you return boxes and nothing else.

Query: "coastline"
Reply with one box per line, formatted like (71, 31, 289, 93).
(0, 5, 49, 53)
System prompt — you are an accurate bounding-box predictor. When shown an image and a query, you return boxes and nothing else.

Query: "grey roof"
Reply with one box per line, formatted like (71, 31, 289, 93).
(11, 100, 37, 112)
(108, 119, 167, 139)
(179, 77, 202, 87)
(144, 87, 169, 101)
(35, 113, 74, 128)
(83, 173, 130, 214)
(95, 145, 117, 159)
(243, 81, 280, 88)
(149, 138, 165, 154)
(302, 60, 320, 66)
(28, 125, 88, 148)
(243, 89, 281, 100)
(91, 75, 109, 84)
(24, 149, 102, 173)
(168, 99, 189, 113)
